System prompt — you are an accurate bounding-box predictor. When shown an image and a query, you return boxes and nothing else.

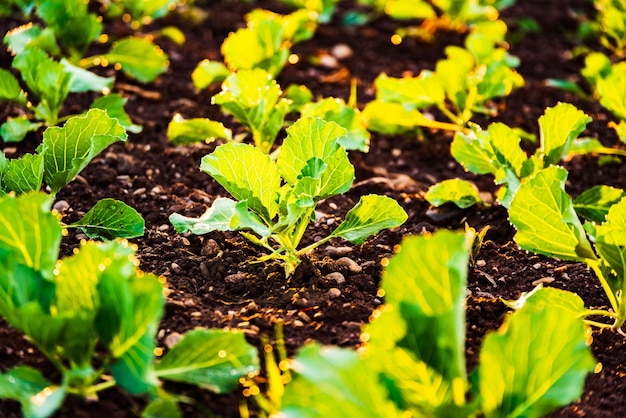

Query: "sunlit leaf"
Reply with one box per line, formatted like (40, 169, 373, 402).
(426, 178, 482, 208)
(69, 198, 145, 239)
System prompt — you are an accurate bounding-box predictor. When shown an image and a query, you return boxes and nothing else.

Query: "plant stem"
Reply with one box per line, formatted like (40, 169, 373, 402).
(587, 260, 620, 313)
(296, 234, 333, 257)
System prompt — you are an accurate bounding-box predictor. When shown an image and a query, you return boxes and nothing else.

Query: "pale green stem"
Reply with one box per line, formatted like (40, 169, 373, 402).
(584, 308, 619, 319)
(585, 319, 614, 329)
(437, 104, 465, 129)
(296, 234, 333, 257)
(587, 260, 620, 313)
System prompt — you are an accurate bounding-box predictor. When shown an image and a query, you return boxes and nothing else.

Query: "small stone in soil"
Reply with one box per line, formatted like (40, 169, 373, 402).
(326, 246, 353, 257)
(170, 262, 182, 274)
(326, 272, 346, 284)
(53, 200, 70, 213)
(336, 257, 362, 273)
(225, 272, 247, 283)
(327, 288, 341, 298)
(201, 238, 221, 257)
(331, 43, 353, 59)
(164, 332, 183, 348)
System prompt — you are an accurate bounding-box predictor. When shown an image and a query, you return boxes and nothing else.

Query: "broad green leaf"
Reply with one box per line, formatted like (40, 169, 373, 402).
(90, 93, 142, 134)
(191, 59, 229, 89)
(112, 327, 159, 395)
(3, 24, 59, 57)
(0, 366, 65, 418)
(2, 153, 44, 194)
(96, 250, 164, 359)
(426, 179, 482, 208)
(212, 69, 288, 153)
(280, 344, 404, 418)
(478, 290, 595, 418)
(142, 396, 182, 418)
(363, 101, 432, 134)
(0, 116, 41, 143)
(169, 197, 271, 237)
(60, 58, 113, 93)
(247, 8, 316, 44)
(69, 198, 145, 239)
(40, 109, 127, 194)
(331, 195, 407, 244)
(0, 192, 60, 278)
(573, 185, 626, 223)
(385, 0, 435, 19)
(486, 122, 527, 177)
(381, 231, 470, 383)
(221, 19, 288, 76)
(505, 286, 588, 318)
(598, 69, 626, 121)
(119, 0, 177, 21)
(103, 37, 169, 83)
(167, 114, 232, 145)
(284, 84, 313, 112)
(36, 0, 102, 59)
(278, 117, 353, 199)
(374, 72, 445, 109)
(12, 47, 71, 124)
(451, 128, 499, 175)
(566, 137, 626, 159)
(509, 166, 597, 262)
(301, 97, 370, 152)
(155, 329, 259, 393)
(201, 143, 280, 221)
(538, 103, 591, 165)
(0, 68, 27, 105)
(594, 198, 626, 286)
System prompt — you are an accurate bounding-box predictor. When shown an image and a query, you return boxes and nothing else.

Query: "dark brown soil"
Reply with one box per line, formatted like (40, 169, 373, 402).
(2, 0, 626, 416)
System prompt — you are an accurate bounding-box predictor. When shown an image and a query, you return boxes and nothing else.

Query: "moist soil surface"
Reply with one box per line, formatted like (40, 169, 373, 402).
(2, 1, 626, 417)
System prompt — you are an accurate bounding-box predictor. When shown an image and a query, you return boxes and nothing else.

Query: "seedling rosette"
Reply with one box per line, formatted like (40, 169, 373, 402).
(0, 192, 260, 417)
(170, 117, 407, 275)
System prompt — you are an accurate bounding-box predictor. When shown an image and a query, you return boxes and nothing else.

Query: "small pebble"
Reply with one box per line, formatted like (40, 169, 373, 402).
(158, 224, 170, 232)
(326, 246, 353, 257)
(52, 200, 70, 213)
(297, 312, 312, 323)
(164, 332, 183, 348)
(202, 238, 221, 257)
(327, 288, 341, 298)
(132, 187, 147, 196)
(336, 257, 362, 273)
(200, 262, 211, 278)
(475, 259, 486, 267)
(326, 272, 346, 285)
(532, 263, 542, 270)
(331, 43, 353, 60)
(225, 272, 247, 284)
(293, 320, 304, 327)
(532, 277, 555, 286)
(318, 54, 338, 69)
(170, 262, 182, 274)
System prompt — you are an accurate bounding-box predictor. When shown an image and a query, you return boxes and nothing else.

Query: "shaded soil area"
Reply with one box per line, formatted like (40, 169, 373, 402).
(2, 0, 626, 416)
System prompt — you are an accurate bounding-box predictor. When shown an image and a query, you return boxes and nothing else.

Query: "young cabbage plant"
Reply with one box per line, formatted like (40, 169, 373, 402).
(3, 1, 169, 82)
(581, 52, 626, 141)
(356, 0, 515, 35)
(447, 102, 621, 208)
(178, 69, 370, 153)
(589, 0, 626, 58)
(510, 164, 626, 334)
(0, 192, 260, 418)
(363, 24, 523, 134)
(278, 229, 594, 417)
(0, 109, 144, 239)
(191, 7, 317, 88)
(170, 117, 408, 275)
(0, 45, 140, 142)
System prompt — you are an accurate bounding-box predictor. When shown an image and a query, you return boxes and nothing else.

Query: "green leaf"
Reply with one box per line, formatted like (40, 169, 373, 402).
(155, 329, 259, 393)
(538, 103, 591, 165)
(425, 179, 482, 208)
(362, 100, 433, 134)
(331, 195, 407, 244)
(12, 47, 71, 124)
(142, 396, 182, 418)
(277, 117, 353, 199)
(221, 18, 288, 76)
(478, 289, 595, 418)
(111, 327, 159, 395)
(509, 166, 597, 262)
(598, 69, 626, 121)
(594, 198, 626, 288)
(40, 109, 127, 194)
(103, 37, 169, 83)
(69, 198, 145, 239)
(90, 93, 142, 134)
(212, 69, 289, 153)
(169, 197, 271, 237)
(0, 192, 60, 278)
(3, 24, 60, 57)
(1, 153, 44, 194)
(0, 366, 65, 418)
(60, 58, 114, 93)
(0, 68, 27, 105)
(374, 72, 445, 109)
(505, 286, 589, 317)
(167, 114, 232, 145)
(191, 59, 229, 89)
(201, 143, 281, 221)
(96, 251, 164, 359)
(280, 344, 404, 418)
(381, 231, 470, 383)
(573, 185, 626, 223)
(0, 116, 41, 143)
(301, 97, 370, 152)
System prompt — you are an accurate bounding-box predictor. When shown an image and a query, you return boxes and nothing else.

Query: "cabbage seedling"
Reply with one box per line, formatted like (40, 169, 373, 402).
(170, 117, 407, 275)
